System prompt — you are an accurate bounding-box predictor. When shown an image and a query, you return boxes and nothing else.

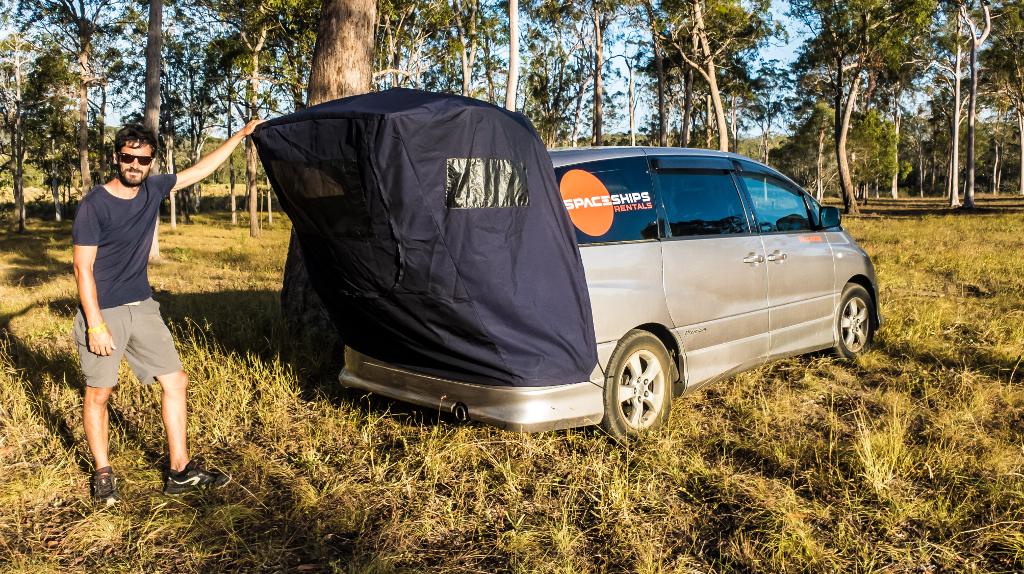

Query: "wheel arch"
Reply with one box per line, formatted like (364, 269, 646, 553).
(633, 322, 685, 395)
(844, 274, 881, 327)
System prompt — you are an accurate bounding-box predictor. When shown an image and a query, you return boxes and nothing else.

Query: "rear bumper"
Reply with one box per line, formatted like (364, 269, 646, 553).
(338, 347, 605, 432)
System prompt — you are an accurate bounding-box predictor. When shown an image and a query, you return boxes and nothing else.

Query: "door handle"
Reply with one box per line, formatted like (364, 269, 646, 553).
(766, 250, 787, 262)
(742, 253, 765, 264)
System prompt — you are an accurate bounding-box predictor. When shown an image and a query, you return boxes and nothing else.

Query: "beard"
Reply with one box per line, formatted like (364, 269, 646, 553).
(117, 165, 148, 187)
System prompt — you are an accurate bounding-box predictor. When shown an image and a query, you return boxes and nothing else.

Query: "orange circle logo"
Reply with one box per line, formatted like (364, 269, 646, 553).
(559, 169, 614, 237)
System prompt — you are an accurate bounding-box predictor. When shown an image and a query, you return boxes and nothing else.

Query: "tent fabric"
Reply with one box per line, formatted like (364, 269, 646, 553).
(254, 88, 597, 388)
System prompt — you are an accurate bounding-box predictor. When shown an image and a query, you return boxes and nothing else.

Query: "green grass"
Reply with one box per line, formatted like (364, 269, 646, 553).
(1, 195, 1023, 573)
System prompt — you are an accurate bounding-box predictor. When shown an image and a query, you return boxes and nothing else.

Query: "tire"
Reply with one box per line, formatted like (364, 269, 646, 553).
(834, 283, 875, 360)
(600, 330, 673, 441)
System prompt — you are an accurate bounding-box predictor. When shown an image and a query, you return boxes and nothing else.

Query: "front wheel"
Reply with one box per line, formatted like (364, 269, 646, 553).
(600, 330, 672, 441)
(834, 283, 875, 359)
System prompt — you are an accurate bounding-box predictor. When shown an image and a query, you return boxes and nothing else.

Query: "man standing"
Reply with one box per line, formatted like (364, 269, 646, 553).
(72, 120, 260, 504)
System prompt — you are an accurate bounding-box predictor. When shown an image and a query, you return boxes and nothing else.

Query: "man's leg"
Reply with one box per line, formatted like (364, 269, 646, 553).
(83, 385, 114, 469)
(157, 370, 190, 473)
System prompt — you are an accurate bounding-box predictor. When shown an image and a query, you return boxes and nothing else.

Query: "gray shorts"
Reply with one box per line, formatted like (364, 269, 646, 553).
(72, 298, 184, 388)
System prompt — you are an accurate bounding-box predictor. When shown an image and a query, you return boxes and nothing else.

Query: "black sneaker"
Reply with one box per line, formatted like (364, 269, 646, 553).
(163, 459, 230, 495)
(91, 467, 121, 506)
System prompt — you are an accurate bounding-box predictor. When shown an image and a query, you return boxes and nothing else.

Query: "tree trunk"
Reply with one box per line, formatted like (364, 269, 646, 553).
(627, 62, 635, 146)
(227, 82, 237, 225)
(689, 0, 728, 152)
(570, 74, 591, 147)
(145, 0, 162, 260)
(919, 146, 925, 198)
(835, 62, 861, 215)
(964, 40, 979, 208)
(247, 35, 264, 239)
(281, 0, 378, 343)
(504, 0, 518, 111)
(13, 51, 25, 233)
(816, 125, 825, 202)
(167, 134, 176, 229)
(682, 64, 693, 147)
(891, 94, 901, 199)
(1018, 111, 1024, 196)
(77, 49, 92, 196)
(592, 6, 603, 146)
(950, 41, 963, 208)
(992, 140, 1000, 194)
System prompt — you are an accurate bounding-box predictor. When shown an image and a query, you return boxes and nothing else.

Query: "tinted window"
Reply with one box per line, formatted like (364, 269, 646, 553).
(741, 175, 812, 233)
(658, 170, 748, 237)
(555, 157, 658, 244)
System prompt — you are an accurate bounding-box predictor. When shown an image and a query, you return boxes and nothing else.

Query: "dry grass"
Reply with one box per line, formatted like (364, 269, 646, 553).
(1, 194, 1023, 573)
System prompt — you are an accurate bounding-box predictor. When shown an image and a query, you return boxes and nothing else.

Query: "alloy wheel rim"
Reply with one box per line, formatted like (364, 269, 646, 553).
(840, 296, 870, 353)
(616, 349, 665, 429)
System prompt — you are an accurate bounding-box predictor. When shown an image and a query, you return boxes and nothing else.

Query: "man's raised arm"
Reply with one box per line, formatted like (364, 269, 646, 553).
(172, 119, 263, 191)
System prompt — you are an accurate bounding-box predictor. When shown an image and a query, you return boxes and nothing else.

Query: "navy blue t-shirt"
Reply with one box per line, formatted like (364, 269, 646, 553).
(71, 174, 177, 309)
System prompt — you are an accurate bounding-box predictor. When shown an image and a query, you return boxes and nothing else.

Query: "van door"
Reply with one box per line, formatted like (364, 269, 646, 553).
(653, 157, 770, 387)
(737, 172, 836, 357)
(554, 157, 672, 350)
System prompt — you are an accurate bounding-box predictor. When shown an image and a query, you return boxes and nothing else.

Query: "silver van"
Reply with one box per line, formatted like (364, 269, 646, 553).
(340, 147, 880, 439)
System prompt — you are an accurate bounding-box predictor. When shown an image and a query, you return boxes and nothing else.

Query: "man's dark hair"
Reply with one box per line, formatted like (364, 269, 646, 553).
(113, 124, 158, 154)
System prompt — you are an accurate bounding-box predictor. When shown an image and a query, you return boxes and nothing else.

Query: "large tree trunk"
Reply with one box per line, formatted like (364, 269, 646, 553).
(592, 6, 603, 146)
(690, 0, 728, 152)
(961, 4, 990, 209)
(144, 0, 163, 260)
(77, 48, 92, 196)
(835, 62, 861, 215)
(246, 31, 266, 239)
(504, 0, 518, 111)
(281, 0, 378, 343)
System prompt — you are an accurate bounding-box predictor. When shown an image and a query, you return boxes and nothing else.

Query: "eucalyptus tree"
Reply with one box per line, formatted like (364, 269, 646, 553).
(0, 33, 31, 232)
(521, 0, 592, 146)
(749, 59, 787, 163)
(988, 0, 1024, 195)
(790, 0, 935, 214)
(192, 0, 282, 237)
(20, 0, 118, 196)
(959, 1, 991, 208)
(662, 0, 777, 153)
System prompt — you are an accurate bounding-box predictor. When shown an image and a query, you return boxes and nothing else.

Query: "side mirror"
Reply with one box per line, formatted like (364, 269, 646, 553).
(820, 206, 841, 229)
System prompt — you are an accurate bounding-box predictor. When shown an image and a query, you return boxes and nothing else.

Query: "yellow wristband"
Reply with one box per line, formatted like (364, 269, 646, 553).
(87, 323, 109, 334)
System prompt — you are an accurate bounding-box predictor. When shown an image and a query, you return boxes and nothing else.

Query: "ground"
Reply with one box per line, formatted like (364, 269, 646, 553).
(1, 190, 1023, 573)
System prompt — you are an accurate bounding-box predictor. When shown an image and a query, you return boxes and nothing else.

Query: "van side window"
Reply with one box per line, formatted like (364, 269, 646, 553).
(657, 171, 749, 237)
(555, 157, 659, 244)
(740, 174, 812, 233)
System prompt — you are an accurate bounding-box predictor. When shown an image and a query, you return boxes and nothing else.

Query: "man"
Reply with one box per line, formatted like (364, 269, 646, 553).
(72, 120, 260, 504)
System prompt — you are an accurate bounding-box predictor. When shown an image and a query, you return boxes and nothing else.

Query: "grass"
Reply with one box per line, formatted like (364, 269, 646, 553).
(1, 194, 1023, 573)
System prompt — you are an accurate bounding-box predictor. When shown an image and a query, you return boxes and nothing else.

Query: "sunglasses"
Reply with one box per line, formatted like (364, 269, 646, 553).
(116, 152, 155, 166)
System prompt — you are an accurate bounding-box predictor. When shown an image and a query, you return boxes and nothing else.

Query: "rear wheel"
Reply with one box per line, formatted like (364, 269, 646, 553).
(834, 283, 875, 359)
(600, 330, 672, 441)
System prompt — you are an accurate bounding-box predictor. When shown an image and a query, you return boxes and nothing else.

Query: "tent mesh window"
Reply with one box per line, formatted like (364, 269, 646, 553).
(269, 159, 372, 238)
(446, 158, 529, 209)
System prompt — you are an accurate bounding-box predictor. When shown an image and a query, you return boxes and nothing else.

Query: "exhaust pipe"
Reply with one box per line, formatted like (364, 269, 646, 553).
(452, 402, 469, 423)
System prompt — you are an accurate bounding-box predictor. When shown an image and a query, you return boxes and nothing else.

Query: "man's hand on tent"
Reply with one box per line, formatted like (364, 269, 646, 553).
(173, 119, 266, 191)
